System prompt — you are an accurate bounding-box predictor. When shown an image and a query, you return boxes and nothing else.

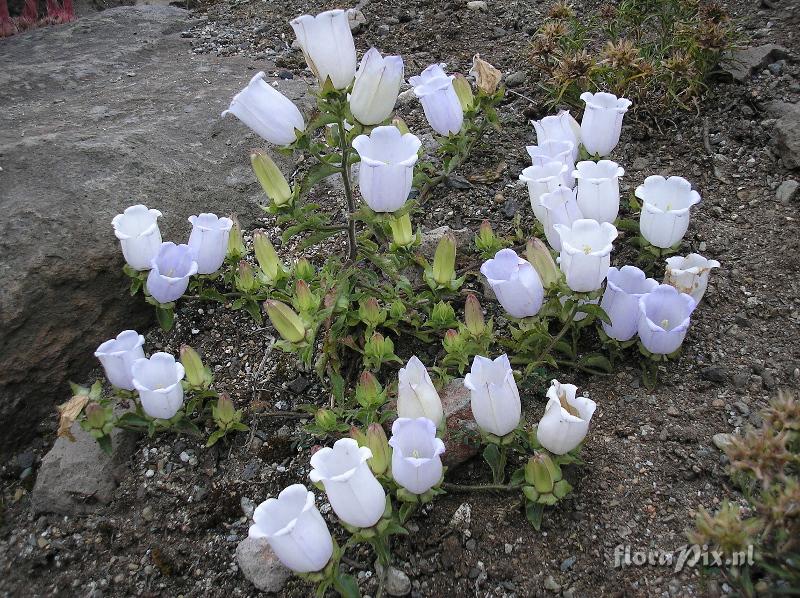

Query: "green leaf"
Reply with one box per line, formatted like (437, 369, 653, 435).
(129, 277, 143, 296)
(243, 299, 263, 324)
(206, 429, 225, 447)
(301, 162, 341, 195)
(482, 444, 506, 484)
(155, 305, 174, 332)
(575, 303, 611, 325)
(96, 434, 113, 455)
(333, 574, 361, 598)
(200, 287, 227, 303)
(579, 353, 613, 373)
(526, 501, 544, 531)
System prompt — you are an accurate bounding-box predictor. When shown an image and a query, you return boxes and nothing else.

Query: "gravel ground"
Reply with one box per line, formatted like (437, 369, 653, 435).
(2, 0, 800, 596)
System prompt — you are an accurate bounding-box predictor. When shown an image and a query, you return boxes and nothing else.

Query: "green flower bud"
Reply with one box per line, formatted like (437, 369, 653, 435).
(213, 393, 237, 427)
(525, 453, 562, 495)
(430, 300, 456, 326)
(391, 116, 410, 135)
(366, 423, 391, 476)
(355, 371, 385, 408)
(253, 231, 282, 282)
(236, 261, 258, 294)
(432, 233, 457, 286)
(452, 73, 474, 112)
(227, 216, 246, 260)
(464, 293, 485, 336)
(359, 297, 387, 328)
(350, 425, 368, 446)
(295, 257, 315, 282)
(443, 328, 465, 353)
(264, 300, 306, 343)
(84, 403, 114, 438)
(251, 149, 292, 208)
(364, 332, 394, 363)
(315, 408, 338, 432)
(389, 300, 407, 320)
(526, 238, 559, 288)
(180, 345, 213, 390)
(389, 213, 415, 249)
(294, 280, 319, 314)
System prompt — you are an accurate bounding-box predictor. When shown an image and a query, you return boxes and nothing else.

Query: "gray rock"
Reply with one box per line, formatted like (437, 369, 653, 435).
(722, 44, 790, 82)
(347, 8, 367, 33)
(776, 180, 799, 203)
(712, 433, 735, 453)
(419, 226, 473, 260)
(701, 366, 728, 383)
(31, 422, 137, 515)
(235, 537, 291, 594)
(505, 70, 527, 87)
(0, 6, 307, 453)
(773, 103, 800, 169)
(466, 0, 487, 10)
(544, 575, 561, 592)
(376, 561, 412, 596)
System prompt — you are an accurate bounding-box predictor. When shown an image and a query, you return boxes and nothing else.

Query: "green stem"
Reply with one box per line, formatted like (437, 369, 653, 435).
(442, 481, 519, 492)
(336, 111, 358, 262)
(533, 302, 579, 365)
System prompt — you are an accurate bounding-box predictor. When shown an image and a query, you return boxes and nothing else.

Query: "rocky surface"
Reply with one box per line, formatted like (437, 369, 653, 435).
(235, 536, 291, 593)
(722, 43, 791, 82)
(0, 6, 307, 454)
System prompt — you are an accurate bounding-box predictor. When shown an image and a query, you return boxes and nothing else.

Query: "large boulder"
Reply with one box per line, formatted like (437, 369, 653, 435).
(0, 6, 307, 454)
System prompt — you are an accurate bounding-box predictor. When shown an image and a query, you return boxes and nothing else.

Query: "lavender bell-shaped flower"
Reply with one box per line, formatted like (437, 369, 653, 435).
(480, 248, 545, 319)
(520, 161, 570, 223)
(389, 417, 446, 495)
(600, 266, 658, 341)
(112, 204, 163, 271)
(187, 213, 233, 275)
(409, 64, 464, 136)
(553, 219, 618, 292)
(290, 9, 358, 89)
(131, 352, 185, 420)
(540, 186, 583, 251)
(350, 48, 404, 125)
(146, 242, 198, 304)
(94, 330, 146, 390)
(637, 284, 696, 355)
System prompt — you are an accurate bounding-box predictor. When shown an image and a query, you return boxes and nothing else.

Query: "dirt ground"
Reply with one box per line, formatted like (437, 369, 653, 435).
(1, 0, 800, 596)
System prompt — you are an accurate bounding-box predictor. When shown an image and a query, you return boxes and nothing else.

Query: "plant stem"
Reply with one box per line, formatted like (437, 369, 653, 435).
(533, 302, 578, 366)
(442, 482, 519, 493)
(336, 112, 358, 262)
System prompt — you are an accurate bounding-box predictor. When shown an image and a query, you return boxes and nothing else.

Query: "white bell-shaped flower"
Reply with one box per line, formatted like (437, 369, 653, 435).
(389, 417, 445, 495)
(540, 186, 583, 251)
(573, 160, 625, 224)
(112, 204, 163, 271)
(409, 64, 464, 136)
(579, 91, 631, 156)
(352, 126, 421, 213)
(187, 213, 233, 275)
(94, 330, 146, 390)
(480, 248, 544, 319)
(249, 484, 334, 573)
(532, 110, 581, 161)
(637, 284, 696, 355)
(520, 161, 570, 223)
(131, 352, 185, 420)
(309, 438, 386, 528)
(600, 266, 658, 341)
(397, 356, 443, 426)
(536, 379, 597, 455)
(636, 176, 701, 249)
(526, 140, 575, 187)
(290, 9, 357, 89)
(664, 253, 721, 305)
(553, 219, 618, 292)
(464, 354, 521, 437)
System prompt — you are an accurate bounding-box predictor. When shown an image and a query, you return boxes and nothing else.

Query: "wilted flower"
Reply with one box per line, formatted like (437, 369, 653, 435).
(352, 126, 421, 213)
(480, 248, 544, 318)
(309, 437, 387, 528)
(146, 242, 198, 304)
(290, 9, 357, 89)
(579, 91, 631, 156)
(536, 379, 597, 455)
(553, 219, 618, 292)
(131, 352, 185, 420)
(520, 161, 570, 223)
(350, 48, 404, 125)
(637, 284, 696, 355)
(249, 484, 334, 573)
(187, 213, 234, 275)
(636, 176, 701, 249)
(664, 253, 721, 304)
(532, 110, 581, 160)
(410, 64, 464, 136)
(600, 266, 658, 341)
(573, 160, 625, 224)
(470, 54, 502, 94)
(251, 150, 292, 208)
(94, 330, 146, 390)
(389, 417, 446, 495)
(526, 140, 576, 187)
(540, 186, 582, 251)
(112, 204, 163, 271)
(264, 300, 306, 343)
(525, 238, 560, 288)
(553, 51, 596, 90)
(223, 72, 305, 145)
(464, 354, 521, 437)
(397, 356, 444, 426)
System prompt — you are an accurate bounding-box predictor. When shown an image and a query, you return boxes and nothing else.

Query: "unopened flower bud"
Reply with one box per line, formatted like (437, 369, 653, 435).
(389, 213, 415, 249)
(432, 233, 457, 286)
(430, 301, 456, 326)
(84, 402, 114, 437)
(389, 300, 407, 319)
(227, 216, 245, 260)
(294, 280, 319, 313)
(391, 116, 410, 135)
(251, 149, 292, 208)
(364, 332, 394, 363)
(452, 73, 474, 111)
(253, 231, 282, 282)
(526, 238, 559, 288)
(350, 425, 368, 446)
(315, 408, 338, 432)
(443, 328, 465, 353)
(366, 423, 391, 476)
(264, 300, 306, 343)
(525, 453, 560, 494)
(464, 293, 485, 336)
(180, 345, 213, 390)
(359, 297, 387, 327)
(236, 261, 258, 293)
(295, 257, 315, 282)
(214, 393, 237, 426)
(355, 371, 385, 408)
